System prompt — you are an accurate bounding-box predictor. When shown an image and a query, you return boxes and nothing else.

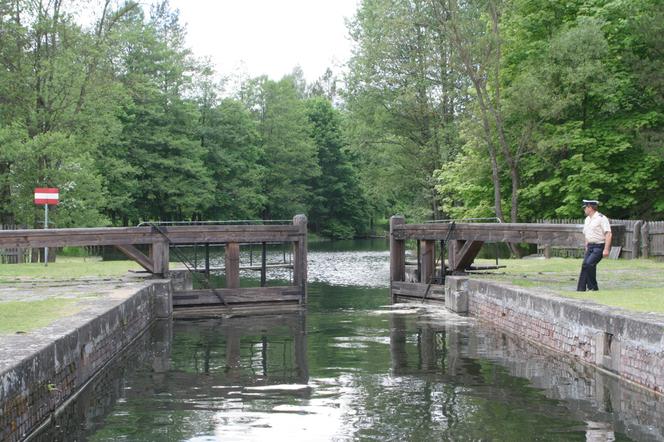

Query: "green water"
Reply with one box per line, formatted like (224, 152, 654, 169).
(34, 241, 663, 441)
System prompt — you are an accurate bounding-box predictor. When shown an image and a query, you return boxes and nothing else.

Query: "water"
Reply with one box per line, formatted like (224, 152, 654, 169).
(34, 240, 664, 441)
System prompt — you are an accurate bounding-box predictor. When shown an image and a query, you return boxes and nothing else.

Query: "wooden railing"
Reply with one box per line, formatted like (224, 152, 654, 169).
(389, 215, 625, 301)
(0, 215, 309, 303)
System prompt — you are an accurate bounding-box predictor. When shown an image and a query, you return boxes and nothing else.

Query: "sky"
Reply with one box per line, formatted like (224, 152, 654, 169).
(167, 0, 360, 83)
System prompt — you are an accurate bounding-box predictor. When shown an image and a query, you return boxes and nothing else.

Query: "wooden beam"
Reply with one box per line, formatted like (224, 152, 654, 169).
(447, 240, 461, 273)
(0, 224, 305, 248)
(392, 222, 625, 247)
(419, 240, 435, 283)
(261, 242, 267, 287)
(225, 242, 240, 289)
(292, 214, 308, 302)
(453, 240, 484, 272)
(151, 240, 169, 276)
(115, 244, 154, 273)
(390, 216, 406, 284)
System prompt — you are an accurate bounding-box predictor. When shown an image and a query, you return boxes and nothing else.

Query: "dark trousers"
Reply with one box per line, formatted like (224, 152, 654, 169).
(577, 244, 604, 291)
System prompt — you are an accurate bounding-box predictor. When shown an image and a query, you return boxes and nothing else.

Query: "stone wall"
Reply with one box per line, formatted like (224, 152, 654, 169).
(445, 276, 664, 394)
(0, 280, 171, 442)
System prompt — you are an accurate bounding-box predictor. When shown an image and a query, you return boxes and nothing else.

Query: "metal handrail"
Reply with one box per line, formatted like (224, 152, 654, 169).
(137, 219, 293, 227)
(425, 217, 502, 223)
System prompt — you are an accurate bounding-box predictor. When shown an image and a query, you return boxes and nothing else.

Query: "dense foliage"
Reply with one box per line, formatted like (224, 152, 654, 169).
(347, 0, 664, 222)
(1, 0, 662, 239)
(0, 0, 368, 238)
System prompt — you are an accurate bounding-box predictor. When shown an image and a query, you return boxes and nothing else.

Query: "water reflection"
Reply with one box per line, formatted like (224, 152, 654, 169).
(31, 299, 664, 441)
(387, 307, 663, 441)
(26, 239, 664, 441)
(30, 320, 174, 442)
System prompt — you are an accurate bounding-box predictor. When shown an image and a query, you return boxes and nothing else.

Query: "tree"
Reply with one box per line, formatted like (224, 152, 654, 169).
(306, 97, 367, 238)
(199, 97, 265, 220)
(241, 75, 320, 220)
(345, 0, 463, 222)
(0, 0, 126, 227)
(100, 3, 214, 223)
(435, 0, 664, 222)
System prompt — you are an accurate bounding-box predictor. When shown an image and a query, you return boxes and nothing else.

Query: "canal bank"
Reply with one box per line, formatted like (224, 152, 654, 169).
(446, 276, 664, 395)
(0, 273, 172, 442)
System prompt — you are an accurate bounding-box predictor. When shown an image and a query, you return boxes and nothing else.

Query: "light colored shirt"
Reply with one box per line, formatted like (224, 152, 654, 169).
(583, 212, 611, 244)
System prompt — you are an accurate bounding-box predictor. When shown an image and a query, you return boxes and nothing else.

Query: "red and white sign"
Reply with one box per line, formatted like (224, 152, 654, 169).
(34, 188, 59, 205)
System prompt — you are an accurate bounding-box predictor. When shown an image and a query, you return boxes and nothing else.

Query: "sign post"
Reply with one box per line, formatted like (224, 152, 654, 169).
(34, 188, 59, 266)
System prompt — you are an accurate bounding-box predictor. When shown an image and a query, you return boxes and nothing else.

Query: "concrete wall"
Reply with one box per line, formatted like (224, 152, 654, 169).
(0, 280, 172, 442)
(169, 269, 193, 292)
(445, 276, 664, 394)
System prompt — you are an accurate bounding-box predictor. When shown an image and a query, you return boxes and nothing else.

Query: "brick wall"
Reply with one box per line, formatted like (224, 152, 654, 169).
(445, 277, 664, 394)
(0, 281, 171, 442)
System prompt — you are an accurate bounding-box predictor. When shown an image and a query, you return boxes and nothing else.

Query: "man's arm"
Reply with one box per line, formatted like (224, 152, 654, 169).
(603, 231, 612, 257)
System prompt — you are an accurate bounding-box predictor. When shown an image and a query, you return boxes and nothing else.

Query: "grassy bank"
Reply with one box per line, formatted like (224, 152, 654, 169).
(0, 257, 141, 334)
(472, 258, 664, 313)
(0, 298, 82, 334)
(0, 257, 140, 282)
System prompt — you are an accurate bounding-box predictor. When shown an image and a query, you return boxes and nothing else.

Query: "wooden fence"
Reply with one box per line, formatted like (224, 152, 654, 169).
(0, 224, 30, 264)
(537, 219, 664, 260)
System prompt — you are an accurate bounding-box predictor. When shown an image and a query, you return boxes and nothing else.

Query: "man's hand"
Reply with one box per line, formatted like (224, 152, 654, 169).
(603, 231, 612, 257)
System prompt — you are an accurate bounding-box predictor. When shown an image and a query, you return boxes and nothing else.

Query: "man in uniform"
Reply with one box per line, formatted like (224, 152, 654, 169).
(577, 199, 612, 291)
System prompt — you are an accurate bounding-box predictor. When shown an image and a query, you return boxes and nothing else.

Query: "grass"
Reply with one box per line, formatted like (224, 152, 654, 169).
(0, 298, 82, 334)
(0, 257, 142, 334)
(0, 256, 141, 282)
(472, 258, 664, 314)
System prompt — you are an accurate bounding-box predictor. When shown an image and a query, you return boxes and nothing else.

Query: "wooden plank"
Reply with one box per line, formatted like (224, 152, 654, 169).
(390, 281, 445, 298)
(173, 294, 302, 306)
(390, 216, 406, 283)
(626, 219, 639, 259)
(115, 244, 154, 273)
(172, 286, 302, 306)
(393, 292, 445, 302)
(420, 240, 435, 284)
(173, 303, 303, 318)
(225, 242, 240, 289)
(608, 246, 621, 260)
(642, 222, 650, 259)
(261, 242, 267, 287)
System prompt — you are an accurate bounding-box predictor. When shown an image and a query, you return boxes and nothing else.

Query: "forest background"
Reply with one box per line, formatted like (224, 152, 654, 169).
(0, 0, 662, 239)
